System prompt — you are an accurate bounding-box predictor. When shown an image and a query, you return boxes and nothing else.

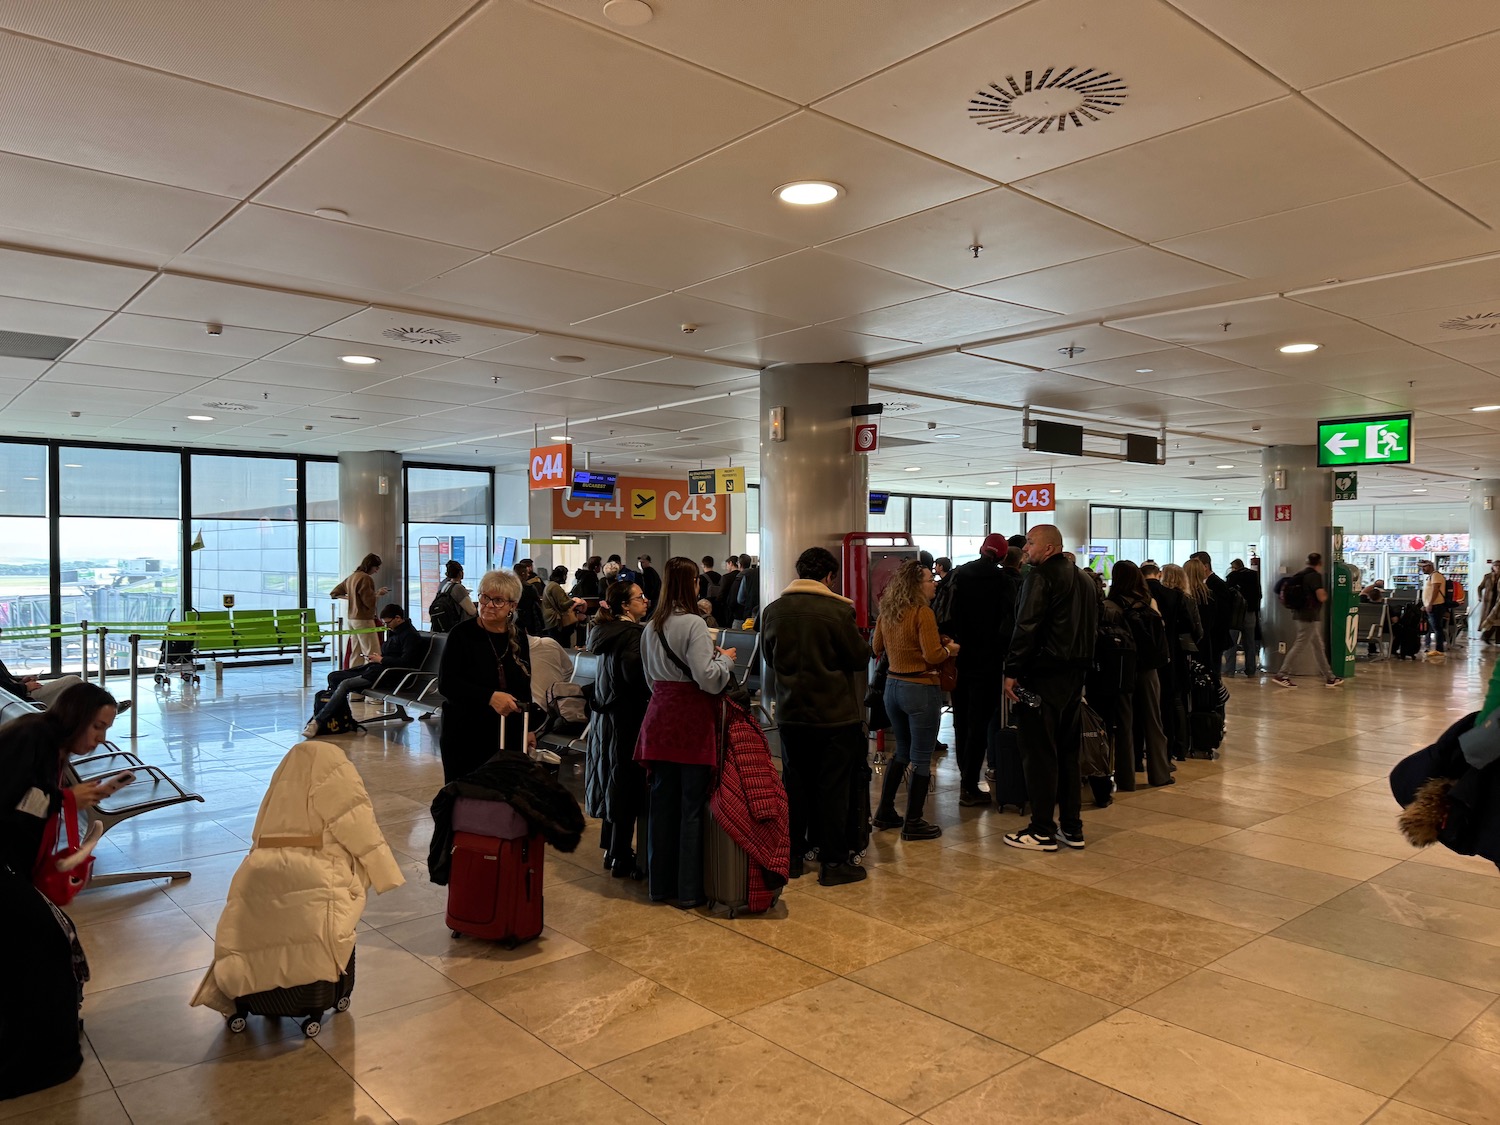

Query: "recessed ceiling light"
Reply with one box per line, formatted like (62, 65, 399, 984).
(549, 435, 573, 442)
(903, 465, 923, 472)
(187, 414, 214, 421)
(602, 0, 653, 25)
(1108, 489, 1123, 493)
(775, 181, 843, 206)
(1472, 404, 1500, 412)
(1412, 487, 1429, 493)
(22, 475, 38, 481)
(933, 432, 961, 439)
(63, 463, 81, 468)
(339, 354, 379, 365)
(1135, 368, 1154, 374)
(314, 207, 349, 220)
(550, 355, 586, 364)
(1212, 497, 1225, 501)
(1215, 464, 1234, 469)
(985, 481, 1000, 486)
(1278, 342, 1320, 354)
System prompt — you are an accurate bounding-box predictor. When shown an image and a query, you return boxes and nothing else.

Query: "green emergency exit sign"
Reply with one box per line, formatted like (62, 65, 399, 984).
(1317, 414, 1412, 467)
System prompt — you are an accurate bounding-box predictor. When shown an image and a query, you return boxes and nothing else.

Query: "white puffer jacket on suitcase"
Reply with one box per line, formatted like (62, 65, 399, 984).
(191, 741, 404, 1015)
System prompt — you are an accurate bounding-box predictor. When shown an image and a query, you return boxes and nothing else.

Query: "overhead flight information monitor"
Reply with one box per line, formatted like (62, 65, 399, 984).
(568, 470, 618, 501)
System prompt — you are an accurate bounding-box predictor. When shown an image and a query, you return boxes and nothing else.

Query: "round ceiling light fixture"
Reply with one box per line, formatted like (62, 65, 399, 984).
(985, 480, 1000, 486)
(602, 0, 653, 26)
(187, 414, 214, 422)
(934, 432, 961, 439)
(1278, 342, 1320, 354)
(339, 354, 380, 365)
(903, 466, 923, 472)
(775, 181, 843, 206)
(549, 435, 573, 442)
(1135, 368, 1154, 374)
(1471, 404, 1500, 412)
(1108, 489, 1123, 494)
(314, 207, 349, 220)
(1215, 463, 1234, 469)
(1212, 497, 1225, 501)
(1412, 488, 1429, 493)
(550, 355, 587, 364)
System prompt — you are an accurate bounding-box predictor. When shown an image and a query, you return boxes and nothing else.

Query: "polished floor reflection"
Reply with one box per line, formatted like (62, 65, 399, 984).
(6, 651, 1500, 1124)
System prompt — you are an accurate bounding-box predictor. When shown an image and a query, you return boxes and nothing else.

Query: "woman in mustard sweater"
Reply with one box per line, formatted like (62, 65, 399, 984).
(871, 561, 959, 841)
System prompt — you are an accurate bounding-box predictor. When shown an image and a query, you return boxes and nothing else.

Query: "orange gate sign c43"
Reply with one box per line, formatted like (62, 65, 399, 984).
(553, 474, 728, 534)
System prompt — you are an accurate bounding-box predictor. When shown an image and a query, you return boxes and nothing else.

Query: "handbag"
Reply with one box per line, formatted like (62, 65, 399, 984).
(34, 788, 101, 906)
(936, 653, 958, 693)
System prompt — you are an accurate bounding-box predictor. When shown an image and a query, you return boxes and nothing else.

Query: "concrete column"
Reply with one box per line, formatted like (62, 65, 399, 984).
(1053, 499, 1089, 555)
(1471, 479, 1500, 632)
(338, 451, 404, 605)
(758, 362, 869, 602)
(1260, 445, 1332, 665)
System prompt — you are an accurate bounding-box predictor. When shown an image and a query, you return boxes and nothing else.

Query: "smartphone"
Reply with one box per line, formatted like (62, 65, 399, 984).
(102, 770, 136, 794)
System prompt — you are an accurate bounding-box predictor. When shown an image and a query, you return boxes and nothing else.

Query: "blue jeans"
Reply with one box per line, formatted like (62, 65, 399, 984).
(883, 678, 941, 778)
(315, 666, 373, 724)
(647, 762, 712, 905)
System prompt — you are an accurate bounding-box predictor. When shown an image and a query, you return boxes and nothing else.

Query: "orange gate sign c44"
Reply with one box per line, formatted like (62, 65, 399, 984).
(553, 475, 727, 534)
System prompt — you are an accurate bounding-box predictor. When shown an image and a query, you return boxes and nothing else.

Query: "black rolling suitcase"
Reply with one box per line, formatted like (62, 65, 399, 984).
(1080, 702, 1115, 807)
(228, 949, 355, 1039)
(987, 697, 1028, 813)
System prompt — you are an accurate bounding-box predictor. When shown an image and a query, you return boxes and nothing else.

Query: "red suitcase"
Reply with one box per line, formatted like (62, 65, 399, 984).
(445, 798, 545, 947)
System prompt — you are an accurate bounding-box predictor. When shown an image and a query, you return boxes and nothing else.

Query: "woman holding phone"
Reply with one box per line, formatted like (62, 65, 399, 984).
(0, 682, 121, 1101)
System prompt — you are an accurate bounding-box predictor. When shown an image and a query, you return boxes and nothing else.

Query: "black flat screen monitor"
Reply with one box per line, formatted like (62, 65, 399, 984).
(569, 470, 617, 501)
(869, 491, 890, 515)
(1035, 420, 1084, 457)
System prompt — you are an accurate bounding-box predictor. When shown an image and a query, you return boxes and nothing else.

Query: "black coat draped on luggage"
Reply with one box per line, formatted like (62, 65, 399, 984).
(428, 755, 585, 885)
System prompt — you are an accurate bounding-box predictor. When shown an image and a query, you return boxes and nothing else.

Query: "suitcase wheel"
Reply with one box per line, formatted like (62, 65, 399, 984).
(227, 1014, 247, 1034)
(301, 1017, 322, 1038)
(451, 930, 463, 940)
(503, 937, 519, 951)
(335, 997, 351, 1013)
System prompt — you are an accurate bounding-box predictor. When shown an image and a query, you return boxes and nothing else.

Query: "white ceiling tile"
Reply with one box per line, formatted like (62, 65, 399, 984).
(822, 291, 1057, 344)
(1425, 335, 1500, 365)
(352, 375, 496, 407)
(0, 248, 153, 308)
(0, 357, 50, 380)
(572, 294, 799, 356)
(91, 312, 299, 357)
(1362, 301, 1500, 347)
(412, 359, 570, 395)
(125, 274, 362, 334)
(707, 325, 913, 366)
(1156, 185, 1489, 278)
(406, 255, 663, 328)
(966, 325, 1170, 368)
(220, 359, 390, 394)
(41, 362, 209, 395)
(1107, 296, 1361, 344)
(816, 0, 1283, 182)
(0, 0, 475, 115)
(312, 307, 530, 358)
(1423, 160, 1500, 230)
(1053, 347, 1256, 385)
(183, 206, 479, 292)
(1186, 324, 1414, 370)
(1163, 0, 1500, 88)
(1290, 256, 1500, 320)
(255, 124, 608, 251)
(355, 0, 790, 194)
(9, 381, 168, 413)
(598, 358, 756, 390)
(534, 0, 1028, 103)
(972, 247, 1240, 315)
(1016, 98, 1407, 241)
(501, 199, 800, 290)
(0, 33, 331, 197)
(686, 250, 941, 324)
(472, 334, 668, 377)
(629, 111, 992, 244)
(0, 295, 111, 337)
(261, 337, 453, 377)
(1309, 33, 1500, 178)
(821, 187, 1134, 289)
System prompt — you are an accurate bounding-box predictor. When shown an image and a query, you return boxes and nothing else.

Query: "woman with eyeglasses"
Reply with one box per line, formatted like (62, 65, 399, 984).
(636, 557, 737, 908)
(585, 582, 652, 879)
(436, 569, 535, 782)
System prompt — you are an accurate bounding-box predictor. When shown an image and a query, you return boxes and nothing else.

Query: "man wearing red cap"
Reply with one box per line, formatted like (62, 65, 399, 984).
(938, 532, 1023, 805)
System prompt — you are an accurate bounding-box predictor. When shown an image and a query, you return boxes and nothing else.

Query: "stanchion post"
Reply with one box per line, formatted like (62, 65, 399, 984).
(301, 617, 311, 687)
(128, 633, 140, 740)
(335, 615, 345, 671)
(80, 620, 90, 684)
(96, 626, 108, 685)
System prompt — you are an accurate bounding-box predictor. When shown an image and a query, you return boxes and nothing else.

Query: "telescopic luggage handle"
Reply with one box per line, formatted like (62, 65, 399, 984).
(499, 706, 529, 754)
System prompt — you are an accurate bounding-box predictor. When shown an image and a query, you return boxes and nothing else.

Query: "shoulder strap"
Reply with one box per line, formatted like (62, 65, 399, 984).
(654, 621, 697, 680)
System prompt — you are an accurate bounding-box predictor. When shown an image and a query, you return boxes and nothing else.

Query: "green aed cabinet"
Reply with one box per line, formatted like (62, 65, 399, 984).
(1328, 563, 1359, 678)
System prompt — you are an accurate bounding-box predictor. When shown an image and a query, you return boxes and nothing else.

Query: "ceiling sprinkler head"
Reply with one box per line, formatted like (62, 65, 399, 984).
(1057, 345, 1085, 359)
(680, 323, 699, 334)
(206, 323, 223, 336)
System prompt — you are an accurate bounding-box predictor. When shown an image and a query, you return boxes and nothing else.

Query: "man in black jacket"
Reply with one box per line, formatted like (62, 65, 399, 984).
(716, 556, 743, 627)
(303, 604, 424, 737)
(940, 533, 1021, 806)
(1002, 525, 1097, 852)
(1224, 558, 1262, 676)
(636, 555, 662, 610)
(735, 553, 760, 622)
(697, 555, 722, 604)
(1143, 561, 1194, 760)
(760, 547, 871, 886)
(1191, 551, 1236, 687)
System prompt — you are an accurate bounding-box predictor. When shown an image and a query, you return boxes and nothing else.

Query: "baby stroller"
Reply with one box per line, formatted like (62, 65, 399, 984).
(1391, 603, 1425, 660)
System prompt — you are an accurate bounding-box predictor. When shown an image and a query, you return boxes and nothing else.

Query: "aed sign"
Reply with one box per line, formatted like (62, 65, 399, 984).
(1317, 414, 1412, 467)
(528, 443, 573, 490)
(1275, 504, 1293, 522)
(1012, 483, 1056, 512)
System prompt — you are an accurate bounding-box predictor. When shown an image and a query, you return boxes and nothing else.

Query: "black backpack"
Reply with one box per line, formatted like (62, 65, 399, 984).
(310, 689, 363, 736)
(427, 579, 463, 633)
(1276, 570, 1313, 612)
(539, 680, 588, 738)
(1092, 605, 1138, 695)
(932, 573, 958, 633)
(1123, 602, 1170, 672)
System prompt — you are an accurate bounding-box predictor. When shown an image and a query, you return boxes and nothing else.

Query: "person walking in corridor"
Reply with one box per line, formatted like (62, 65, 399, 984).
(1272, 553, 1343, 688)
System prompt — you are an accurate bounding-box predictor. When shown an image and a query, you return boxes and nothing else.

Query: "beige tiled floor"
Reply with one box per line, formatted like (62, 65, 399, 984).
(6, 651, 1500, 1123)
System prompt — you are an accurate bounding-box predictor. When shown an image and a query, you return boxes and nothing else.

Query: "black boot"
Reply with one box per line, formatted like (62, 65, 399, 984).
(901, 772, 943, 840)
(871, 762, 906, 830)
(818, 859, 868, 886)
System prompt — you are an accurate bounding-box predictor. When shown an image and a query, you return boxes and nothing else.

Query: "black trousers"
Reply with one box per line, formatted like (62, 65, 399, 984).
(601, 759, 649, 867)
(952, 669, 1002, 792)
(780, 722, 864, 864)
(1016, 671, 1086, 838)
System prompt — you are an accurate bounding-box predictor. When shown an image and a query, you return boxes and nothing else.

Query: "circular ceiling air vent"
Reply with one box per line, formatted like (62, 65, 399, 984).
(201, 401, 254, 412)
(969, 67, 1127, 134)
(881, 401, 919, 413)
(619, 441, 652, 449)
(382, 326, 461, 346)
(1439, 313, 1500, 331)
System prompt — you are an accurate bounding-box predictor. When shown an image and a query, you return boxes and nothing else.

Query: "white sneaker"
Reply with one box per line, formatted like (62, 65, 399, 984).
(301, 721, 319, 739)
(1003, 830, 1059, 852)
(1272, 674, 1296, 688)
(1324, 677, 1344, 688)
